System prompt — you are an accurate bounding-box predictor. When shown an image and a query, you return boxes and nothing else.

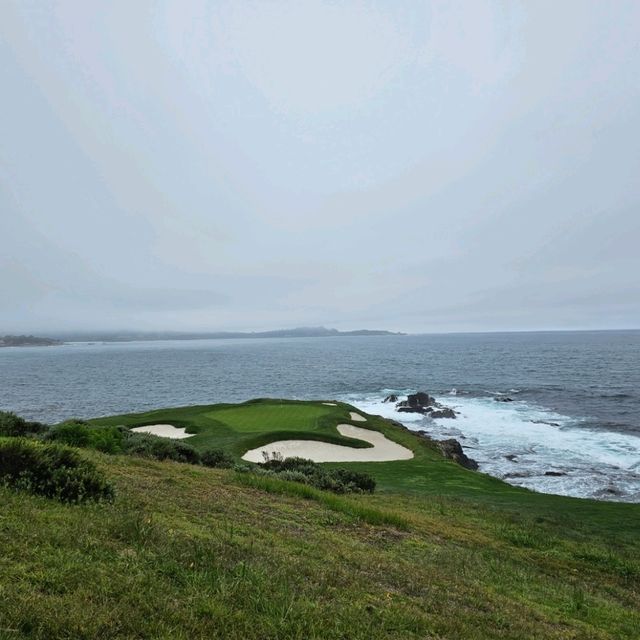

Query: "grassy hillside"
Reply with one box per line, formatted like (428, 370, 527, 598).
(1, 400, 639, 639)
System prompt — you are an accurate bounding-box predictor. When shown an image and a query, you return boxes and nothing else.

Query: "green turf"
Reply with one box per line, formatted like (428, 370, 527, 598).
(1, 399, 638, 639)
(90, 399, 376, 458)
(206, 402, 332, 432)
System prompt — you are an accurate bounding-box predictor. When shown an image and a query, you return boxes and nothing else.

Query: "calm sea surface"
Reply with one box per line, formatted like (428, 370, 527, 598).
(1, 331, 639, 501)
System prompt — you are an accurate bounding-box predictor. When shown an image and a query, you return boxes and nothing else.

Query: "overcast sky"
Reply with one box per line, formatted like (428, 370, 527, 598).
(1, 1, 639, 334)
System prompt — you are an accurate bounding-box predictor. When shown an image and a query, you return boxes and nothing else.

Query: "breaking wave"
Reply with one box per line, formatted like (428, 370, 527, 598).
(341, 390, 640, 502)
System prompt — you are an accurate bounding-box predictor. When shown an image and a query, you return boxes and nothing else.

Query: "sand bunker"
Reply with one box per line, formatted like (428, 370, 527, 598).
(349, 412, 367, 422)
(242, 424, 413, 463)
(130, 424, 193, 439)
(322, 402, 337, 406)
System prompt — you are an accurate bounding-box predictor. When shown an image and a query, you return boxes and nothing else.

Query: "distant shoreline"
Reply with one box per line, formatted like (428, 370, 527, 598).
(0, 335, 62, 348)
(47, 327, 406, 343)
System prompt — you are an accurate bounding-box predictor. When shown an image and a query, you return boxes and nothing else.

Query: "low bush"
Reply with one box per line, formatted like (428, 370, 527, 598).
(0, 411, 48, 437)
(47, 421, 125, 454)
(47, 420, 92, 447)
(123, 433, 201, 464)
(89, 426, 126, 454)
(330, 468, 377, 494)
(258, 455, 376, 494)
(0, 439, 114, 503)
(275, 470, 310, 485)
(201, 448, 234, 468)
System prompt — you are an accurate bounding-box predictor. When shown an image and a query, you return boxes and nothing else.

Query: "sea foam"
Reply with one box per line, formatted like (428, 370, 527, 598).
(343, 390, 640, 502)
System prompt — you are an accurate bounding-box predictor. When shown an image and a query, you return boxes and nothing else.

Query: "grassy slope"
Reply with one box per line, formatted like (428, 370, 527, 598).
(1, 400, 638, 639)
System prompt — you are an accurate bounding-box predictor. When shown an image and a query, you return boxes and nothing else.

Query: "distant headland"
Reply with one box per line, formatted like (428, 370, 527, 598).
(0, 335, 63, 348)
(51, 326, 406, 343)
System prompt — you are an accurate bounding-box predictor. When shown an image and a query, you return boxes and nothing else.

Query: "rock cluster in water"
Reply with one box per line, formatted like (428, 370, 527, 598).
(382, 392, 478, 471)
(384, 391, 458, 419)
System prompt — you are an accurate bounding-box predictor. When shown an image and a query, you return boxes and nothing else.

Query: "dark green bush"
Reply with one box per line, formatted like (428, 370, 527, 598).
(47, 420, 92, 447)
(201, 448, 234, 468)
(0, 439, 114, 503)
(47, 421, 125, 454)
(88, 426, 126, 454)
(123, 433, 201, 464)
(258, 455, 376, 494)
(330, 468, 376, 494)
(261, 456, 315, 473)
(0, 411, 48, 437)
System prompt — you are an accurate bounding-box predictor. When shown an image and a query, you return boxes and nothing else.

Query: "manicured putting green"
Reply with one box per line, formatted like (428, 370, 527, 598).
(207, 402, 332, 433)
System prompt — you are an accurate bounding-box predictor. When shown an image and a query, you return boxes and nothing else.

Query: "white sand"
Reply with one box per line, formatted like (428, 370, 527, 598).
(130, 424, 194, 439)
(242, 424, 413, 463)
(349, 412, 367, 422)
(322, 402, 337, 406)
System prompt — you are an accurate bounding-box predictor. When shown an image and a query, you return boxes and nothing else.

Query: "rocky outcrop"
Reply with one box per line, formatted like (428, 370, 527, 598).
(396, 392, 434, 414)
(430, 408, 456, 419)
(408, 392, 435, 407)
(494, 397, 514, 403)
(382, 417, 478, 471)
(394, 391, 457, 418)
(436, 439, 479, 470)
(397, 405, 432, 414)
(383, 394, 398, 403)
(532, 420, 560, 427)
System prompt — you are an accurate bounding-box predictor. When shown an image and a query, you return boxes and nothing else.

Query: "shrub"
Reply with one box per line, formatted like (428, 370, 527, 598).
(0, 439, 114, 503)
(257, 455, 376, 494)
(0, 411, 48, 437)
(201, 448, 234, 469)
(329, 468, 376, 494)
(277, 470, 311, 485)
(88, 426, 126, 454)
(261, 455, 315, 473)
(47, 421, 125, 454)
(123, 433, 201, 464)
(47, 420, 92, 447)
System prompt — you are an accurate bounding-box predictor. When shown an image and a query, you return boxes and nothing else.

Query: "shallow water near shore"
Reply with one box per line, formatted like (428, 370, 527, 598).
(1, 330, 639, 501)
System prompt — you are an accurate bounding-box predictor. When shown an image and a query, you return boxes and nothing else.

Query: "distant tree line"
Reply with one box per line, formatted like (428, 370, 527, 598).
(0, 335, 62, 347)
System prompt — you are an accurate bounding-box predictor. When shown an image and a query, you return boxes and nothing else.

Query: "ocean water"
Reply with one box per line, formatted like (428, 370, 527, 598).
(1, 331, 639, 502)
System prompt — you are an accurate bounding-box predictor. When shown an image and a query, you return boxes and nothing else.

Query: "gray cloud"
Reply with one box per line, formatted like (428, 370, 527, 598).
(1, 1, 639, 333)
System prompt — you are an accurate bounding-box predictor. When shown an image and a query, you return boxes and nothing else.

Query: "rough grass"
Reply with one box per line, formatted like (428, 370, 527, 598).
(1, 399, 638, 639)
(0, 451, 638, 639)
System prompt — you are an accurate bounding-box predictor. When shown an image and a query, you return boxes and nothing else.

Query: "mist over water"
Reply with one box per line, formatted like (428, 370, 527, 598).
(1, 331, 639, 501)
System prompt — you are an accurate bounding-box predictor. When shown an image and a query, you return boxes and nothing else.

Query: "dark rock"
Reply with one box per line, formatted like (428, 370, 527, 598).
(532, 420, 560, 427)
(494, 397, 514, 403)
(396, 391, 437, 413)
(436, 439, 479, 471)
(383, 394, 399, 403)
(504, 454, 518, 462)
(397, 406, 428, 414)
(544, 471, 567, 477)
(592, 486, 623, 498)
(407, 392, 435, 408)
(430, 408, 457, 419)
